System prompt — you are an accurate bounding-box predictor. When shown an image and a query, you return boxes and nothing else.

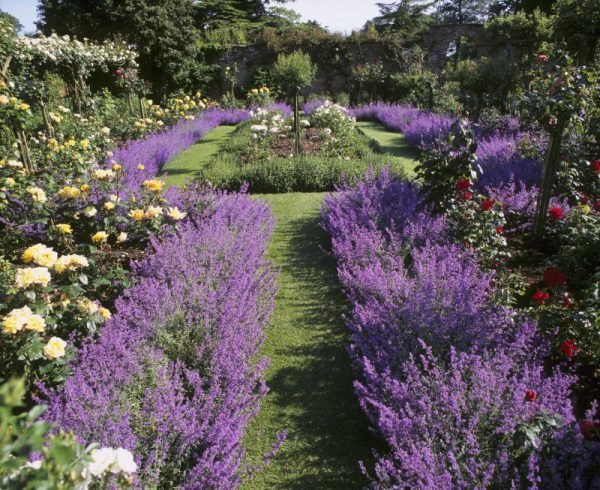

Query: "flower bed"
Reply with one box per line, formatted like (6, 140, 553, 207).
(322, 169, 599, 487)
(40, 187, 277, 488)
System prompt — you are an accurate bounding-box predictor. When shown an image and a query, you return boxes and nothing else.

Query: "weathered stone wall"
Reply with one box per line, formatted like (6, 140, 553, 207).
(210, 24, 527, 98)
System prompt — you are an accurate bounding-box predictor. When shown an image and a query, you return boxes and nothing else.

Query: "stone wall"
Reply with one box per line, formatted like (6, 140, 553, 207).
(210, 24, 528, 98)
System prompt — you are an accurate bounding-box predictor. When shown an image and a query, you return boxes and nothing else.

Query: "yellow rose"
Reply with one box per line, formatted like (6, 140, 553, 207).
(145, 206, 163, 219)
(77, 298, 99, 314)
(80, 139, 90, 150)
(91, 231, 108, 243)
(2, 306, 33, 334)
(112, 163, 122, 172)
(25, 312, 46, 332)
(83, 206, 97, 217)
(129, 209, 145, 221)
(101, 127, 111, 135)
(14, 267, 51, 289)
(104, 201, 116, 211)
(19, 102, 30, 111)
(5, 177, 15, 186)
(56, 223, 73, 235)
(27, 187, 47, 203)
(81, 184, 91, 192)
(167, 207, 187, 221)
(43, 337, 67, 359)
(581, 205, 591, 214)
(57, 186, 81, 199)
(54, 254, 89, 273)
(137, 164, 145, 170)
(93, 169, 115, 180)
(0, 95, 8, 105)
(142, 179, 165, 192)
(22, 244, 58, 267)
(99, 307, 111, 320)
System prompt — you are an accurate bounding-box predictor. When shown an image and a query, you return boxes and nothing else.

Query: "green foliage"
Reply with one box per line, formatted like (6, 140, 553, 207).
(434, 0, 493, 24)
(0, 378, 92, 489)
(38, 0, 209, 97)
(553, 0, 600, 63)
(415, 120, 480, 211)
(370, 0, 433, 42)
(272, 51, 316, 94)
(485, 8, 554, 49)
(445, 57, 514, 120)
(195, 123, 408, 193)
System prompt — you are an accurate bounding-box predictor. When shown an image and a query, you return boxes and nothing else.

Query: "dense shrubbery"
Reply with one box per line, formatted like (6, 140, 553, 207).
(194, 103, 407, 193)
(40, 188, 277, 488)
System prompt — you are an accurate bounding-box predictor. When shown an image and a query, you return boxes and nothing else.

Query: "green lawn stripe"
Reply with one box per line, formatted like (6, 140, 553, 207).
(162, 124, 237, 187)
(356, 120, 420, 176)
(242, 192, 375, 490)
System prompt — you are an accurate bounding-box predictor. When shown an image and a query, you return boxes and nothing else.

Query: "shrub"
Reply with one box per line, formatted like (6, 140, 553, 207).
(40, 189, 277, 488)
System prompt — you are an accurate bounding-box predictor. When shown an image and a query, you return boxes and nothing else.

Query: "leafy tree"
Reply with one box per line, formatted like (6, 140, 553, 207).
(434, 0, 492, 24)
(370, 0, 434, 42)
(489, 0, 558, 15)
(553, 0, 600, 63)
(37, 0, 212, 97)
(0, 9, 22, 31)
(193, 0, 292, 30)
(485, 8, 554, 53)
(272, 51, 315, 155)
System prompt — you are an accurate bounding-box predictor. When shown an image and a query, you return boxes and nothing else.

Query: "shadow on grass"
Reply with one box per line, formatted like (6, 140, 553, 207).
(255, 209, 380, 489)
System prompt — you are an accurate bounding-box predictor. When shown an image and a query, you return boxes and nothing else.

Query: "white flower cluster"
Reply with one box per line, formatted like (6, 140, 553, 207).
(310, 100, 356, 136)
(15, 34, 138, 74)
(249, 108, 287, 139)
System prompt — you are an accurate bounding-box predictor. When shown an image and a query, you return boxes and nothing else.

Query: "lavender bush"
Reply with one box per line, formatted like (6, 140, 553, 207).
(40, 188, 277, 488)
(322, 170, 594, 487)
(110, 108, 249, 192)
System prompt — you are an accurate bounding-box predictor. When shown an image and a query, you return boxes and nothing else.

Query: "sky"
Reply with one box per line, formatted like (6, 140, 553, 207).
(0, 0, 383, 34)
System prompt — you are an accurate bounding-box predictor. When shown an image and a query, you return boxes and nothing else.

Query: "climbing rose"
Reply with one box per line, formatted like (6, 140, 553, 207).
(532, 290, 550, 305)
(543, 267, 567, 287)
(455, 179, 471, 191)
(525, 390, 537, 402)
(591, 160, 600, 173)
(549, 207, 564, 220)
(481, 199, 494, 211)
(559, 339, 578, 359)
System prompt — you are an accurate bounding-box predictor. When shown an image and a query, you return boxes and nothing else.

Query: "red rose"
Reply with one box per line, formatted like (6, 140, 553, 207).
(595, 200, 600, 212)
(455, 179, 471, 191)
(581, 193, 590, 205)
(548, 207, 564, 220)
(581, 420, 600, 441)
(543, 266, 567, 287)
(496, 226, 504, 234)
(592, 160, 600, 173)
(525, 390, 537, 402)
(462, 191, 472, 201)
(532, 290, 550, 305)
(562, 292, 572, 309)
(536, 54, 549, 62)
(115, 68, 123, 76)
(481, 199, 494, 211)
(559, 339, 578, 358)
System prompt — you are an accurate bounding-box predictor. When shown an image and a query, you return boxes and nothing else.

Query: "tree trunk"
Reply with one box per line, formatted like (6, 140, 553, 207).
(294, 91, 301, 156)
(533, 122, 566, 240)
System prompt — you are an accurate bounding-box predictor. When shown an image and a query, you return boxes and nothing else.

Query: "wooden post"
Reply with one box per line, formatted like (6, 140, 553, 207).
(533, 122, 565, 239)
(294, 90, 301, 156)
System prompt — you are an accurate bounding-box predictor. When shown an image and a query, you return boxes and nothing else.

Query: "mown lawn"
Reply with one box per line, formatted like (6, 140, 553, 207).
(161, 124, 237, 187)
(241, 192, 375, 489)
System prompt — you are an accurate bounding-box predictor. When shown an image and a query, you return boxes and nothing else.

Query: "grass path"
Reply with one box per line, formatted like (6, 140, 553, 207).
(161, 124, 237, 187)
(357, 120, 419, 176)
(159, 120, 417, 487)
(241, 193, 375, 489)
